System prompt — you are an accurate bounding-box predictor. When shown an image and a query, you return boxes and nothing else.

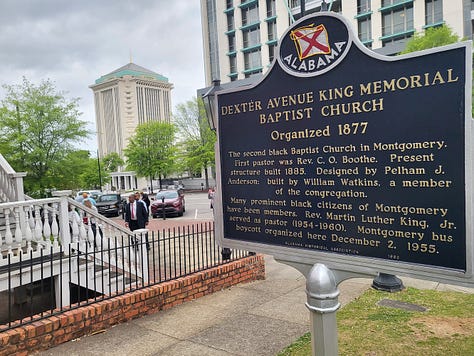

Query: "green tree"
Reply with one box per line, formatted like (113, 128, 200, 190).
(173, 97, 216, 189)
(79, 156, 109, 190)
(0, 77, 89, 197)
(102, 152, 124, 172)
(124, 121, 176, 192)
(401, 25, 459, 54)
(50, 150, 91, 191)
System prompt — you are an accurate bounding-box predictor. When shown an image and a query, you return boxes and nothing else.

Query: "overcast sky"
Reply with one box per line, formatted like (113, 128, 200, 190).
(0, 0, 205, 153)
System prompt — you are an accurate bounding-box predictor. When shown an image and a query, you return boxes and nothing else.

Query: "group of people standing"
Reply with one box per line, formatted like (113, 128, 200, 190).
(69, 191, 153, 250)
(124, 192, 149, 231)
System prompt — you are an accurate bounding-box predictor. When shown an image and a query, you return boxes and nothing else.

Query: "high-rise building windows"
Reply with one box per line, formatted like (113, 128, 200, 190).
(243, 27, 261, 48)
(380, 1, 414, 50)
(227, 12, 234, 31)
(358, 17, 372, 43)
(290, 0, 300, 9)
(228, 33, 236, 52)
(201, 0, 465, 84)
(267, 15, 277, 64)
(382, 4, 413, 36)
(329, 0, 342, 12)
(229, 54, 237, 81)
(357, 0, 372, 48)
(267, 20, 277, 41)
(357, 0, 371, 14)
(381, 0, 410, 6)
(269, 44, 276, 62)
(266, 0, 276, 17)
(229, 55, 237, 73)
(244, 49, 262, 70)
(425, 0, 443, 25)
(242, 4, 259, 26)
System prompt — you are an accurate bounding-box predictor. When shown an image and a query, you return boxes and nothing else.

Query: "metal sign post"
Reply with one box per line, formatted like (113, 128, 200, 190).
(278, 257, 374, 355)
(305, 263, 340, 356)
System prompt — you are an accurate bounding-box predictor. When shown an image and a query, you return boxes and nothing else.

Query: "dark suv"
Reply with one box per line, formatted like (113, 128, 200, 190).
(96, 193, 124, 217)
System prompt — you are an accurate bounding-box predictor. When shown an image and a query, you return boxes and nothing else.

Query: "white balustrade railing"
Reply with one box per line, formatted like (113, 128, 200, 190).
(0, 153, 27, 202)
(0, 190, 148, 283)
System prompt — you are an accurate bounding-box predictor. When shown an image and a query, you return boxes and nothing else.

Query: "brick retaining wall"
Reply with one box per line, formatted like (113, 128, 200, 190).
(0, 254, 265, 355)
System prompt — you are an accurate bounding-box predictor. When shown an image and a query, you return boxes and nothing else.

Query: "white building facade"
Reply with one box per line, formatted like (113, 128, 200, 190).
(201, 0, 472, 86)
(90, 63, 173, 191)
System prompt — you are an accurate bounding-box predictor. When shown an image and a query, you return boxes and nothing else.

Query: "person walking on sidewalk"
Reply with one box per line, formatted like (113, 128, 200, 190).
(125, 193, 149, 250)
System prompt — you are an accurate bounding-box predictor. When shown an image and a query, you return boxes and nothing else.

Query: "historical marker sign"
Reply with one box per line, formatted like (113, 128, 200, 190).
(214, 13, 473, 286)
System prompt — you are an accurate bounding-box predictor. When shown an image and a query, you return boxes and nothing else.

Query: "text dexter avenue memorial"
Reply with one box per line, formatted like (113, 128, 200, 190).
(214, 12, 472, 284)
(220, 68, 457, 140)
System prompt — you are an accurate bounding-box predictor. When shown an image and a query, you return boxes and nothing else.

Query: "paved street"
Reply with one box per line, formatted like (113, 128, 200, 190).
(112, 191, 214, 230)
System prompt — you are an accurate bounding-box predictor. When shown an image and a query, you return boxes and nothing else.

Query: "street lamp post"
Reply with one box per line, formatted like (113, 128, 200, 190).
(97, 150, 102, 191)
(201, 79, 221, 131)
(202, 80, 232, 260)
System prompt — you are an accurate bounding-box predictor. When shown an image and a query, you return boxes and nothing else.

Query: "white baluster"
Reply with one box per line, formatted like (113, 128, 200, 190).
(13, 207, 23, 255)
(28, 208, 35, 230)
(4, 209, 13, 256)
(20, 206, 32, 253)
(87, 221, 95, 249)
(50, 203, 59, 249)
(110, 226, 118, 264)
(71, 217, 79, 244)
(42, 204, 51, 250)
(95, 224, 103, 252)
(24, 209, 33, 253)
(34, 206, 43, 250)
(129, 234, 136, 268)
(78, 215, 87, 251)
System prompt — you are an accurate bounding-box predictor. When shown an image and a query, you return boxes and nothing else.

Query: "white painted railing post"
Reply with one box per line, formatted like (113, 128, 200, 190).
(0, 153, 27, 202)
(11, 172, 27, 201)
(134, 229, 149, 284)
(52, 190, 72, 254)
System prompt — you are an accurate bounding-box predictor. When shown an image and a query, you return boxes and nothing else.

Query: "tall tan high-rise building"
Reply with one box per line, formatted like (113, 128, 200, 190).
(200, 0, 471, 86)
(90, 62, 173, 191)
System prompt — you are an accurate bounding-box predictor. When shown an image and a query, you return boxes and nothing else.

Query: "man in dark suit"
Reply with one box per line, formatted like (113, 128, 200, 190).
(125, 193, 149, 249)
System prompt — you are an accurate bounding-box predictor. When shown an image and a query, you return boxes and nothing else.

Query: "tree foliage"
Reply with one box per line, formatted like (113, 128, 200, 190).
(79, 155, 109, 190)
(173, 97, 216, 182)
(102, 152, 124, 172)
(124, 121, 176, 191)
(401, 25, 459, 54)
(0, 77, 89, 197)
(51, 150, 91, 191)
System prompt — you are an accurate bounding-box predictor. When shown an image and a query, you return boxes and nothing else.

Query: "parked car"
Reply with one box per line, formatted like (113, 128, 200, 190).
(96, 193, 124, 217)
(166, 184, 184, 195)
(151, 190, 185, 217)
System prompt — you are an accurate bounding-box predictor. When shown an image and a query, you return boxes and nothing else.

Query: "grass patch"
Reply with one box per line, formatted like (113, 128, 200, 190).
(278, 287, 474, 356)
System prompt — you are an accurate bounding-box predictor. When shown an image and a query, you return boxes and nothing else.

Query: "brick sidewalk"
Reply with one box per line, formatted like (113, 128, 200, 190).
(111, 216, 213, 231)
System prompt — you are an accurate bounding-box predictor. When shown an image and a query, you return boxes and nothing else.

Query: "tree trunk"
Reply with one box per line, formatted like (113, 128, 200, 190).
(204, 162, 210, 190)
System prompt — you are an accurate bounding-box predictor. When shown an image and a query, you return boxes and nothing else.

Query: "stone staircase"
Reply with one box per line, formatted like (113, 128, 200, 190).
(0, 153, 148, 310)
